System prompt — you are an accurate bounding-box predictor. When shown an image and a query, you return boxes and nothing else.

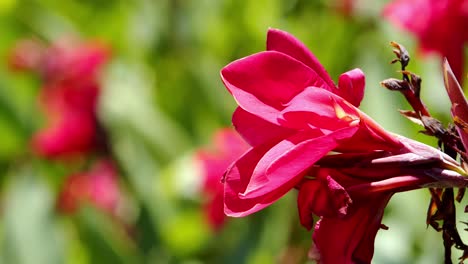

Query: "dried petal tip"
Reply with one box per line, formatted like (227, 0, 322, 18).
(398, 110, 423, 126)
(380, 78, 409, 91)
(390, 41, 410, 68)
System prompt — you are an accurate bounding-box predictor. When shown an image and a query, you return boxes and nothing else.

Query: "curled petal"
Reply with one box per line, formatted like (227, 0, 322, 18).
(221, 51, 328, 124)
(298, 172, 351, 230)
(241, 126, 358, 199)
(337, 68, 365, 107)
(266, 28, 336, 90)
(224, 140, 281, 217)
(197, 128, 249, 194)
(232, 107, 295, 146)
(224, 126, 357, 217)
(279, 87, 360, 131)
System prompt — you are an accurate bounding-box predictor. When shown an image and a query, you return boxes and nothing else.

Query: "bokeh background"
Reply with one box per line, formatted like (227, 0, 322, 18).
(0, 0, 466, 263)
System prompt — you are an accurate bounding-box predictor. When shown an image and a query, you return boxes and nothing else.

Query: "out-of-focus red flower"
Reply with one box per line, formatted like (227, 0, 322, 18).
(31, 82, 99, 157)
(57, 159, 121, 215)
(9, 38, 110, 158)
(195, 128, 249, 231)
(9, 38, 110, 84)
(8, 39, 45, 71)
(383, 0, 468, 83)
(220, 28, 468, 263)
(334, 0, 355, 17)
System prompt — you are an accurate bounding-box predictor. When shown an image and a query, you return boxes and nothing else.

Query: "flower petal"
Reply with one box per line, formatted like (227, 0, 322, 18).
(383, 0, 431, 37)
(443, 59, 468, 151)
(279, 87, 360, 131)
(204, 191, 226, 231)
(224, 140, 281, 217)
(266, 28, 336, 90)
(197, 128, 249, 194)
(221, 51, 328, 124)
(297, 172, 351, 230)
(232, 107, 295, 146)
(337, 68, 365, 107)
(241, 126, 358, 199)
(223, 127, 358, 217)
(215, 128, 250, 158)
(32, 111, 96, 157)
(312, 194, 392, 264)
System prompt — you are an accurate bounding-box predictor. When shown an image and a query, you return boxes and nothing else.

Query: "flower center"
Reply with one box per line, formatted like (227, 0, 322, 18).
(333, 99, 359, 126)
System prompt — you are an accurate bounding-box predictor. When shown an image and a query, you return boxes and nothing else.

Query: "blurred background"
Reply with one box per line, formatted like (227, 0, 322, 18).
(0, 0, 466, 263)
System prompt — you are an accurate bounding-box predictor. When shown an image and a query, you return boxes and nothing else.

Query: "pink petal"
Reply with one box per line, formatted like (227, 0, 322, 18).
(336, 120, 402, 153)
(43, 41, 110, 83)
(224, 140, 281, 217)
(204, 190, 226, 231)
(223, 129, 357, 217)
(266, 28, 336, 90)
(232, 107, 295, 146)
(279, 87, 360, 131)
(442, 37, 465, 82)
(215, 128, 250, 159)
(196, 129, 249, 231)
(57, 159, 120, 215)
(312, 194, 392, 264)
(196, 128, 248, 195)
(32, 111, 96, 157)
(443, 59, 468, 151)
(383, 0, 432, 37)
(384, 0, 466, 83)
(89, 160, 120, 213)
(241, 126, 358, 199)
(221, 51, 327, 124)
(337, 68, 365, 107)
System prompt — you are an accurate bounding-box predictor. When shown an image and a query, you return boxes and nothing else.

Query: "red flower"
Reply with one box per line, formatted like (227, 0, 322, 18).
(9, 38, 109, 85)
(383, 0, 468, 82)
(31, 82, 99, 157)
(220, 28, 467, 263)
(196, 128, 249, 231)
(57, 159, 121, 215)
(9, 39, 109, 158)
(334, 0, 355, 17)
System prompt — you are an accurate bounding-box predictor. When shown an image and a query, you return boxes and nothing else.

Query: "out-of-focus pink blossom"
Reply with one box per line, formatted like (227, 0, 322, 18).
(57, 159, 121, 215)
(384, 0, 468, 83)
(9, 38, 110, 158)
(195, 128, 249, 231)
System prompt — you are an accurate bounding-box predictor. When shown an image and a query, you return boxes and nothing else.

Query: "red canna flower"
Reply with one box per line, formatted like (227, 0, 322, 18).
(196, 128, 249, 231)
(383, 0, 468, 83)
(9, 38, 109, 158)
(57, 159, 121, 215)
(220, 28, 468, 263)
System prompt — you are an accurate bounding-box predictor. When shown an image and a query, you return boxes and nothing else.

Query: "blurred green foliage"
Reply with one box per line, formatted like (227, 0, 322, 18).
(0, 0, 465, 263)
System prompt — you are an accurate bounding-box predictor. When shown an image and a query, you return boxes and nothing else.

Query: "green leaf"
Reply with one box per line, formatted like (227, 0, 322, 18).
(1, 166, 65, 264)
